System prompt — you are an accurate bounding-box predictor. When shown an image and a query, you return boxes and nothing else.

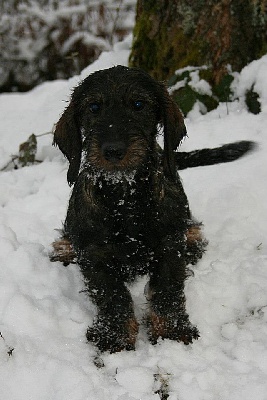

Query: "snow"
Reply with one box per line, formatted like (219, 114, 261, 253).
(1, 35, 267, 400)
(188, 70, 213, 96)
(61, 32, 111, 56)
(231, 56, 267, 111)
(169, 66, 210, 94)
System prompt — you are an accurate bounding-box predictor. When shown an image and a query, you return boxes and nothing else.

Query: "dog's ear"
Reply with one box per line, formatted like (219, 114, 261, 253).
(53, 100, 82, 186)
(160, 87, 187, 181)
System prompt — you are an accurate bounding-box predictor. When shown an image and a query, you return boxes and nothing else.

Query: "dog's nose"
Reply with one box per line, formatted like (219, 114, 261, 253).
(102, 142, 126, 163)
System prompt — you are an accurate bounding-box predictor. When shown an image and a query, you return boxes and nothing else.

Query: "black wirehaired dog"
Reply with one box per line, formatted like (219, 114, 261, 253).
(52, 65, 254, 353)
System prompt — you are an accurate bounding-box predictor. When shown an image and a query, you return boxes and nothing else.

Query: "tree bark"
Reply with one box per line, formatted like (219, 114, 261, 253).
(129, 0, 267, 84)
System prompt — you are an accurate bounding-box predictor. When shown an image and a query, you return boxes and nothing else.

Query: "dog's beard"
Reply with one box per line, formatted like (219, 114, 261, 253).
(84, 166, 137, 185)
(79, 147, 137, 183)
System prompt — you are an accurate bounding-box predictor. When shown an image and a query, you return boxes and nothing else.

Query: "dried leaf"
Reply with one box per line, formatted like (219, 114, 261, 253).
(18, 134, 37, 166)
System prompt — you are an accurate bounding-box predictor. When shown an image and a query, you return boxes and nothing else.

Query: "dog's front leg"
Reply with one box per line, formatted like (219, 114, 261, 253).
(80, 257, 138, 353)
(147, 233, 199, 345)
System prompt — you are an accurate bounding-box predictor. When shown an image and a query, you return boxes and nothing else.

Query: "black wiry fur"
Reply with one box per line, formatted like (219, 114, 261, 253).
(176, 140, 255, 170)
(52, 66, 254, 353)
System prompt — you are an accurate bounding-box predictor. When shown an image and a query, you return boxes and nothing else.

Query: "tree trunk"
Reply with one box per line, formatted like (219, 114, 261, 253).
(129, 0, 267, 85)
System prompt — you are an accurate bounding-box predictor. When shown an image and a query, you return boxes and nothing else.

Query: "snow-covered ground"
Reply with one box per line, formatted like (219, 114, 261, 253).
(0, 36, 267, 400)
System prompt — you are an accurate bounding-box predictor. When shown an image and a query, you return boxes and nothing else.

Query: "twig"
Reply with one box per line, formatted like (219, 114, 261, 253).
(154, 373, 171, 400)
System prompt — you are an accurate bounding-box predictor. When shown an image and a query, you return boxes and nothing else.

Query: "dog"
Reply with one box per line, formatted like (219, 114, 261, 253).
(52, 65, 254, 353)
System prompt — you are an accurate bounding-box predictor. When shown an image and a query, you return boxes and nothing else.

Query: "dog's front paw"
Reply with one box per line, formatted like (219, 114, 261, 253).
(86, 317, 139, 353)
(146, 311, 199, 345)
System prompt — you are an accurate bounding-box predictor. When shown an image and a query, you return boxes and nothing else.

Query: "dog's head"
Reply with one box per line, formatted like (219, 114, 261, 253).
(54, 65, 186, 185)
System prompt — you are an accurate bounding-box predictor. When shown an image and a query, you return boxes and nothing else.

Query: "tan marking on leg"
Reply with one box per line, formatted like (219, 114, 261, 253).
(186, 225, 203, 244)
(126, 317, 139, 348)
(50, 237, 76, 264)
(149, 311, 169, 340)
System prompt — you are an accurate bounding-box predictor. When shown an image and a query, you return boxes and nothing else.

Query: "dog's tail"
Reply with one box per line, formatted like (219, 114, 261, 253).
(176, 140, 256, 170)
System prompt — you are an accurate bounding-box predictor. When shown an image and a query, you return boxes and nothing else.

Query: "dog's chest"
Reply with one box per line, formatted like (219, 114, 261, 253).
(97, 178, 154, 241)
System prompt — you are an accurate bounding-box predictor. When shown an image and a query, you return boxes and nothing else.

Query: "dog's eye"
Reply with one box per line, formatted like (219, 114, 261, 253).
(133, 100, 145, 111)
(89, 102, 101, 113)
